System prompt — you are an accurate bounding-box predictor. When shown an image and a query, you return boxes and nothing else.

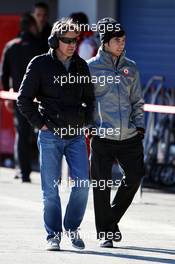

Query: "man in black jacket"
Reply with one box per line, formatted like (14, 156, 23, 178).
(32, 2, 51, 52)
(17, 18, 95, 251)
(1, 13, 41, 182)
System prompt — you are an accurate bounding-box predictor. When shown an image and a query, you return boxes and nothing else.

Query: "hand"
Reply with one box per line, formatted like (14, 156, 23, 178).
(40, 125, 48, 131)
(4, 100, 14, 113)
(136, 127, 145, 139)
(137, 130, 144, 139)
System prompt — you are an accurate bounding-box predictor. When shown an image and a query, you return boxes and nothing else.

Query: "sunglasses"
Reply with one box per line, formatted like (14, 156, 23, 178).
(59, 37, 77, 44)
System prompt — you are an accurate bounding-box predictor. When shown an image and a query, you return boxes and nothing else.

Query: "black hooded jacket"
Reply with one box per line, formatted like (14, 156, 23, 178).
(17, 49, 95, 137)
(1, 31, 41, 92)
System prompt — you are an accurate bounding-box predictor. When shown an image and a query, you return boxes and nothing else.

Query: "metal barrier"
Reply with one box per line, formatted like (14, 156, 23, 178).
(1, 88, 175, 195)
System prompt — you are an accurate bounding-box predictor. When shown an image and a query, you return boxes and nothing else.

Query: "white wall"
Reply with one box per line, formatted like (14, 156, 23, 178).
(58, 0, 97, 24)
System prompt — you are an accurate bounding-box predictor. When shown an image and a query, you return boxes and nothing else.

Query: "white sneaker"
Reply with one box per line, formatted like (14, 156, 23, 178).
(46, 238, 60, 251)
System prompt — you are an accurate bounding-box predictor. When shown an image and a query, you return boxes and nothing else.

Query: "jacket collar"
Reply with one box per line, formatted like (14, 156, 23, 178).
(48, 49, 80, 73)
(48, 48, 78, 63)
(97, 46, 126, 69)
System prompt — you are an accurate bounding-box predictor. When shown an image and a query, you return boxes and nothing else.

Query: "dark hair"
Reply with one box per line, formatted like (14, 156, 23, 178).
(70, 12, 89, 25)
(34, 2, 49, 11)
(51, 17, 78, 38)
(20, 12, 37, 32)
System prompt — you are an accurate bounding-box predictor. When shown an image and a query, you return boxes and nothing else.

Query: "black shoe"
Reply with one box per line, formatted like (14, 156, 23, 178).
(66, 229, 85, 250)
(113, 224, 122, 242)
(14, 170, 21, 179)
(14, 174, 20, 179)
(99, 239, 113, 248)
(22, 178, 31, 183)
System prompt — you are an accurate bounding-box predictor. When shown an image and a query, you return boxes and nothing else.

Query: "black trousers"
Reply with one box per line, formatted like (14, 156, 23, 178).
(91, 134, 145, 239)
(14, 104, 32, 180)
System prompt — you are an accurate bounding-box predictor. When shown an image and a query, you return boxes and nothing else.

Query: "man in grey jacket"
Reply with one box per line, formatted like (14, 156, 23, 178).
(87, 17, 145, 248)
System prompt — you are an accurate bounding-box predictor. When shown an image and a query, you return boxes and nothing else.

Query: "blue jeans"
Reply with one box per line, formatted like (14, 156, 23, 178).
(37, 130, 89, 240)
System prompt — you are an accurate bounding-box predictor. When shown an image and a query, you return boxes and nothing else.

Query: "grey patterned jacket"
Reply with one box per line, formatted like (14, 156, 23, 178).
(87, 47, 144, 140)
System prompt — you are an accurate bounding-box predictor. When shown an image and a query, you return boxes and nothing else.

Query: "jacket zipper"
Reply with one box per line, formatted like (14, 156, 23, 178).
(98, 101, 103, 129)
(115, 57, 122, 140)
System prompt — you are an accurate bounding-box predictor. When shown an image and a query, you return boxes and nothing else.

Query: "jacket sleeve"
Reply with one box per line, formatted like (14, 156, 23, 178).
(1, 44, 11, 91)
(17, 57, 45, 129)
(82, 63, 95, 126)
(130, 67, 145, 129)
